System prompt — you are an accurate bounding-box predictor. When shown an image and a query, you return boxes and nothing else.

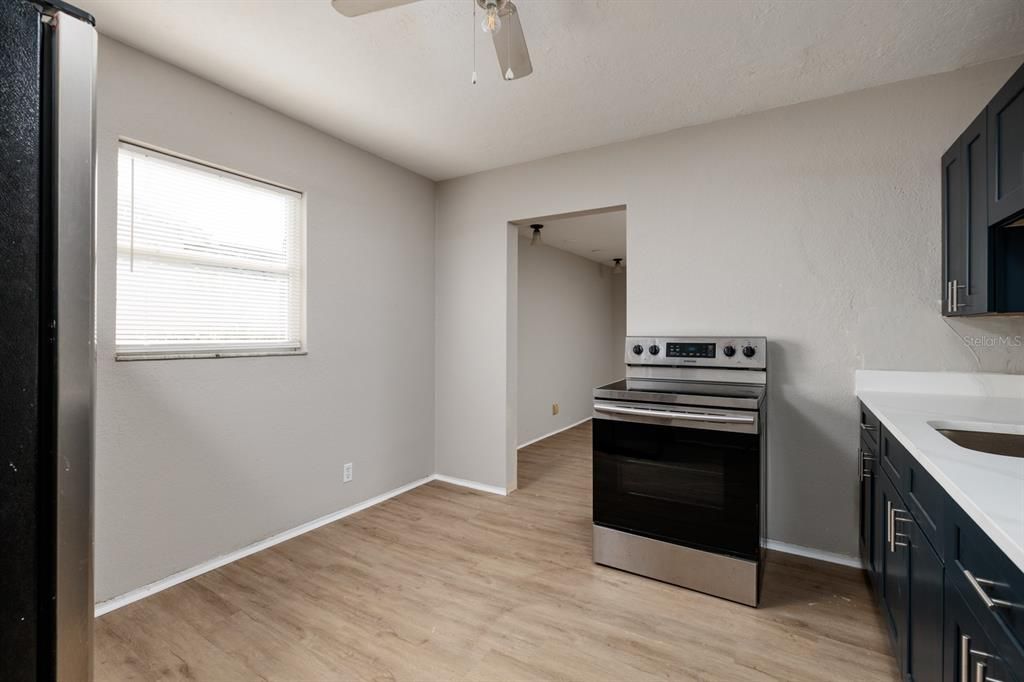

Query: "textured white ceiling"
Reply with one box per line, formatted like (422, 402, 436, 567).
(516, 209, 626, 266)
(78, 0, 1024, 180)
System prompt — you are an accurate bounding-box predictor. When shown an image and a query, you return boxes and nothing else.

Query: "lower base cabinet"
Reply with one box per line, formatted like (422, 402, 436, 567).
(878, 471, 910, 664)
(909, 522, 944, 682)
(875, 464, 945, 680)
(860, 439, 877, 576)
(945, 582, 1017, 682)
(858, 403, 1023, 682)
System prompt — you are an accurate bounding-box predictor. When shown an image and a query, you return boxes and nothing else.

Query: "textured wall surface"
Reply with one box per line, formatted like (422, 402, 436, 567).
(435, 57, 1024, 560)
(516, 237, 625, 446)
(94, 39, 436, 601)
(945, 316, 1024, 374)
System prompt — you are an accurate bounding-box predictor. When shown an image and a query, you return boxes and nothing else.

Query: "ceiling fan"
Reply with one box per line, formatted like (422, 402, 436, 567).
(331, 0, 533, 81)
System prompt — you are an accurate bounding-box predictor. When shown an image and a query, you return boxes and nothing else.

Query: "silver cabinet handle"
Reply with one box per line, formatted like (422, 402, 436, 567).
(961, 636, 1004, 682)
(971, 657, 1004, 682)
(960, 634, 971, 682)
(593, 404, 754, 424)
(963, 569, 1016, 609)
(887, 503, 910, 552)
(887, 501, 894, 552)
(860, 423, 878, 433)
(965, 569, 997, 608)
(859, 449, 875, 481)
(948, 280, 953, 314)
(892, 508, 910, 548)
(954, 279, 967, 310)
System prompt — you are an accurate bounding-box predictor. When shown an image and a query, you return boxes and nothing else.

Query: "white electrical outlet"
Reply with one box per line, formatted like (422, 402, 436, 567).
(343, 462, 353, 483)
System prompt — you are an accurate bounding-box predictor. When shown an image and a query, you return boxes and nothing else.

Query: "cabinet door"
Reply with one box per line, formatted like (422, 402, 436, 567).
(944, 582, 1019, 682)
(960, 112, 991, 313)
(871, 455, 888, 592)
(943, 138, 967, 315)
(988, 63, 1024, 225)
(860, 403, 880, 448)
(908, 523, 943, 682)
(859, 439, 877, 575)
(880, 427, 907, 488)
(879, 473, 911, 671)
(947, 501, 1024, 669)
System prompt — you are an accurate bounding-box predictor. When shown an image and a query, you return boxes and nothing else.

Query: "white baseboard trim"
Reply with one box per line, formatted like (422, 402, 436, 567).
(766, 540, 862, 569)
(517, 416, 591, 449)
(94, 476, 858, 618)
(94, 474, 436, 617)
(430, 474, 508, 496)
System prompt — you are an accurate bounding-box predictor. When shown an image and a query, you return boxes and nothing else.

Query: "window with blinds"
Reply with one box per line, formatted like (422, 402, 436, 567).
(115, 143, 305, 359)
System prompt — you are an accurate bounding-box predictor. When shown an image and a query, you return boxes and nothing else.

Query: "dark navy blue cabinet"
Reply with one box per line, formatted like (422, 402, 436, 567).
(860, 432, 879, 580)
(942, 61, 1024, 316)
(942, 133, 967, 315)
(879, 470, 911, 666)
(908, 521, 944, 682)
(858, 402, 1024, 681)
(944, 580, 1019, 682)
(988, 64, 1024, 226)
(943, 112, 991, 316)
(947, 502, 1024, 678)
(962, 113, 990, 314)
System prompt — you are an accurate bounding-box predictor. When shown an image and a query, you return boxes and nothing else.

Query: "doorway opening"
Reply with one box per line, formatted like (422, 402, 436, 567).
(507, 206, 627, 491)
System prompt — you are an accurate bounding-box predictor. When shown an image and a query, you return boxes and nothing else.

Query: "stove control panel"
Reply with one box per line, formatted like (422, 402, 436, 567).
(625, 336, 767, 369)
(666, 342, 715, 359)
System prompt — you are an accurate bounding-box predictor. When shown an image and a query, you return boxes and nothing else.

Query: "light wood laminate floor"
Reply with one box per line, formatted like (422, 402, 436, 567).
(96, 421, 899, 681)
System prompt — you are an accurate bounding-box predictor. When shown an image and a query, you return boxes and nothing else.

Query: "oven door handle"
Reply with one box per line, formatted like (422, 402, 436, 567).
(593, 403, 755, 424)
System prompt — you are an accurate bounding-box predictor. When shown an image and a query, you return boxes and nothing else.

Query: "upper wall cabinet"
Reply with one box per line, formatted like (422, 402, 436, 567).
(942, 136, 966, 315)
(941, 61, 1024, 316)
(943, 113, 990, 315)
(988, 65, 1024, 225)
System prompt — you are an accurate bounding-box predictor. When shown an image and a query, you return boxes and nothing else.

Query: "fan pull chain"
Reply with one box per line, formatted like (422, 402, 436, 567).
(471, 0, 477, 84)
(505, 6, 513, 80)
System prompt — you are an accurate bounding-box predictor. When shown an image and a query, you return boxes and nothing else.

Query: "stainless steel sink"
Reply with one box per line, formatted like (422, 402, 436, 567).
(936, 429, 1024, 458)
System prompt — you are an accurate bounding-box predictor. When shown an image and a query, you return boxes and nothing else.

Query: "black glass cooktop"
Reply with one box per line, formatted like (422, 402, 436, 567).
(594, 378, 764, 410)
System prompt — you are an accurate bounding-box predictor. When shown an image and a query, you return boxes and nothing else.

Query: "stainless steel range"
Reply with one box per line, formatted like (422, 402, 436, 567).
(592, 336, 767, 606)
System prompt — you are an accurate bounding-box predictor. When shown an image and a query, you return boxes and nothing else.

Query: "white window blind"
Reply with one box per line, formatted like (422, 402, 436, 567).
(115, 143, 305, 359)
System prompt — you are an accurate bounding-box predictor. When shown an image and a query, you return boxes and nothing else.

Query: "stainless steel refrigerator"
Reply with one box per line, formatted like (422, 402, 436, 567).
(1, 1, 96, 679)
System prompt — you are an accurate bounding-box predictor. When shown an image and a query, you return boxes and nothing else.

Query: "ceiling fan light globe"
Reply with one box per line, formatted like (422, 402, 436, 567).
(481, 8, 501, 33)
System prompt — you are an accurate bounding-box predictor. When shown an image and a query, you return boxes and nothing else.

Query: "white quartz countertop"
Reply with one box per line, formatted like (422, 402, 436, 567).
(855, 371, 1024, 573)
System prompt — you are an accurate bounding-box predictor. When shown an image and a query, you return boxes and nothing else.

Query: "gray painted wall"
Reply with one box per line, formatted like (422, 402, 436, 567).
(93, 36, 1024, 598)
(516, 237, 625, 446)
(94, 38, 436, 601)
(611, 268, 627, 369)
(435, 57, 1024, 560)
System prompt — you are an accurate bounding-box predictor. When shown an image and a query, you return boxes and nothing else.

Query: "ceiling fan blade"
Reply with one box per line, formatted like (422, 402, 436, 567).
(330, 0, 420, 17)
(492, 2, 533, 80)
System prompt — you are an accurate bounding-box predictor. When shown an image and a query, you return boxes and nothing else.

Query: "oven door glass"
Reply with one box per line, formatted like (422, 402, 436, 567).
(593, 414, 760, 559)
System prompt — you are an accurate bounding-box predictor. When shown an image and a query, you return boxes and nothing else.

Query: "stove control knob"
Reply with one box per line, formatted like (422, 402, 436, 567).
(722, 345, 736, 357)
(632, 344, 644, 356)
(742, 345, 756, 358)
(648, 344, 660, 356)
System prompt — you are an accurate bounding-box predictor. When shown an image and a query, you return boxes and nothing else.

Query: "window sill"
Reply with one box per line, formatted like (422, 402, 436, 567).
(115, 349, 307, 362)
